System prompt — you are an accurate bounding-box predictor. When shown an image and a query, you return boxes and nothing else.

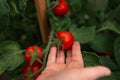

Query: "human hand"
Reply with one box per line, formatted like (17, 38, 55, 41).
(37, 41, 111, 80)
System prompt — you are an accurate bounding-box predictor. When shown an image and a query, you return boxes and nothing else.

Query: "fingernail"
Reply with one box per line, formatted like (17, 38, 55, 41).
(74, 41, 79, 44)
(105, 69, 111, 75)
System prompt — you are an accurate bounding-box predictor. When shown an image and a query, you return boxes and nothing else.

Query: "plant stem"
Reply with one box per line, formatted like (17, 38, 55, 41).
(46, 0, 50, 8)
(31, 31, 54, 77)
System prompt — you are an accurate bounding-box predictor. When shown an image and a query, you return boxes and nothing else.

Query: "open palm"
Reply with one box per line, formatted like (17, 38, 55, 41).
(37, 42, 111, 80)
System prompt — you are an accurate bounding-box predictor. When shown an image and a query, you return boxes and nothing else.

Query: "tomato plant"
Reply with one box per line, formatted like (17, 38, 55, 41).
(25, 46, 43, 62)
(52, 0, 69, 16)
(0, 0, 120, 80)
(56, 31, 74, 50)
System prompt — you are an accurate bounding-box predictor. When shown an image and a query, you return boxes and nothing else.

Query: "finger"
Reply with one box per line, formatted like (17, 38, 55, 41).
(56, 50, 65, 63)
(47, 46, 57, 65)
(66, 50, 72, 64)
(81, 66, 111, 80)
(71, 41, 84, 67)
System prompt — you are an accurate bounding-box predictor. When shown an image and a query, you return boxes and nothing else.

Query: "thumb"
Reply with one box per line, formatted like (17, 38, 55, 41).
(81, 66, 111, 80)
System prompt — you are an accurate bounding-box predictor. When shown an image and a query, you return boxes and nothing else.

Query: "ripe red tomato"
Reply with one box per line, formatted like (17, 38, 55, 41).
(23, 61, 42, 80)
(52, 0, 69, 16)
(25, 46, 43, 62)
(56, 31, 74, 50)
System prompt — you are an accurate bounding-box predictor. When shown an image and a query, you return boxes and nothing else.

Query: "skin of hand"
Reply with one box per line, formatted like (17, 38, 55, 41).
(37, 41, 111, 80)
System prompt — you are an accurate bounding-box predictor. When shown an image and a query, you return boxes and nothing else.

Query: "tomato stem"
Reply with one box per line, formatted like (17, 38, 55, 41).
(37, 58, 43, 64)
(31, 31, 54, 77)
(59, 0, 65, 3)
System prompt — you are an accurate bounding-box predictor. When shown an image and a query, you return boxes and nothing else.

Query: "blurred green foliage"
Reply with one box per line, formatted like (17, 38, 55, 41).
(0, 0, 42, 49)
(0, 0, 120, 79)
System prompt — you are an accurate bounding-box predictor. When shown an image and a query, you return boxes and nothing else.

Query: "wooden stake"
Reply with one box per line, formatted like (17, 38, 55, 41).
(34, 0, 50, 43)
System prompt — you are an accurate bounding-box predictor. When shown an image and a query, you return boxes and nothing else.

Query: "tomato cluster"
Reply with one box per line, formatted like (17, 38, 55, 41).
(22, 0, 73, 78)
(23, 46, 43, 80)
(53, 0, 69, 16)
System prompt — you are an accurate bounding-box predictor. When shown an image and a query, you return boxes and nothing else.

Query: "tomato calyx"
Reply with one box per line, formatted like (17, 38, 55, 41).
(24, 46, 44, 63)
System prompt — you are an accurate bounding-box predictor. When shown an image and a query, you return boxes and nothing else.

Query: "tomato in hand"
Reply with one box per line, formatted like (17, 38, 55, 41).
(56, 31, 74, 50)
(52, 0, 69, 16)
(25, 46, 43, 62)
(23, 61, 42, 80)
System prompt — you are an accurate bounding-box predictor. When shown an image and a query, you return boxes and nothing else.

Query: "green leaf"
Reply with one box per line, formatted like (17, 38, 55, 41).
(114, 37, 120, 68)
(0, 29, 6, 43)
(69, 0, 82, 11)
(0, 0, 28, 26)
(70, 26, 96, 43)
(18, 0, 28, 10)
(100, 57, 119, 71)
(0, 41, 24, 75)
(97, 20, 120, 34)
(90, 33, 115, 53)
(9, 0, 28, 14)
(87, 0, 108, 12)
(98, 72, 120, 80)
(10, 75, 23, 80)
(0, 0, 10, 15)
(0, 41, 21, 55)
(6, 53, 24, 71)
(0, 0, 10, 26)
(9, 1, 20, 14)
(82, 51, 102, 67)
(0, 62, 7, 74)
